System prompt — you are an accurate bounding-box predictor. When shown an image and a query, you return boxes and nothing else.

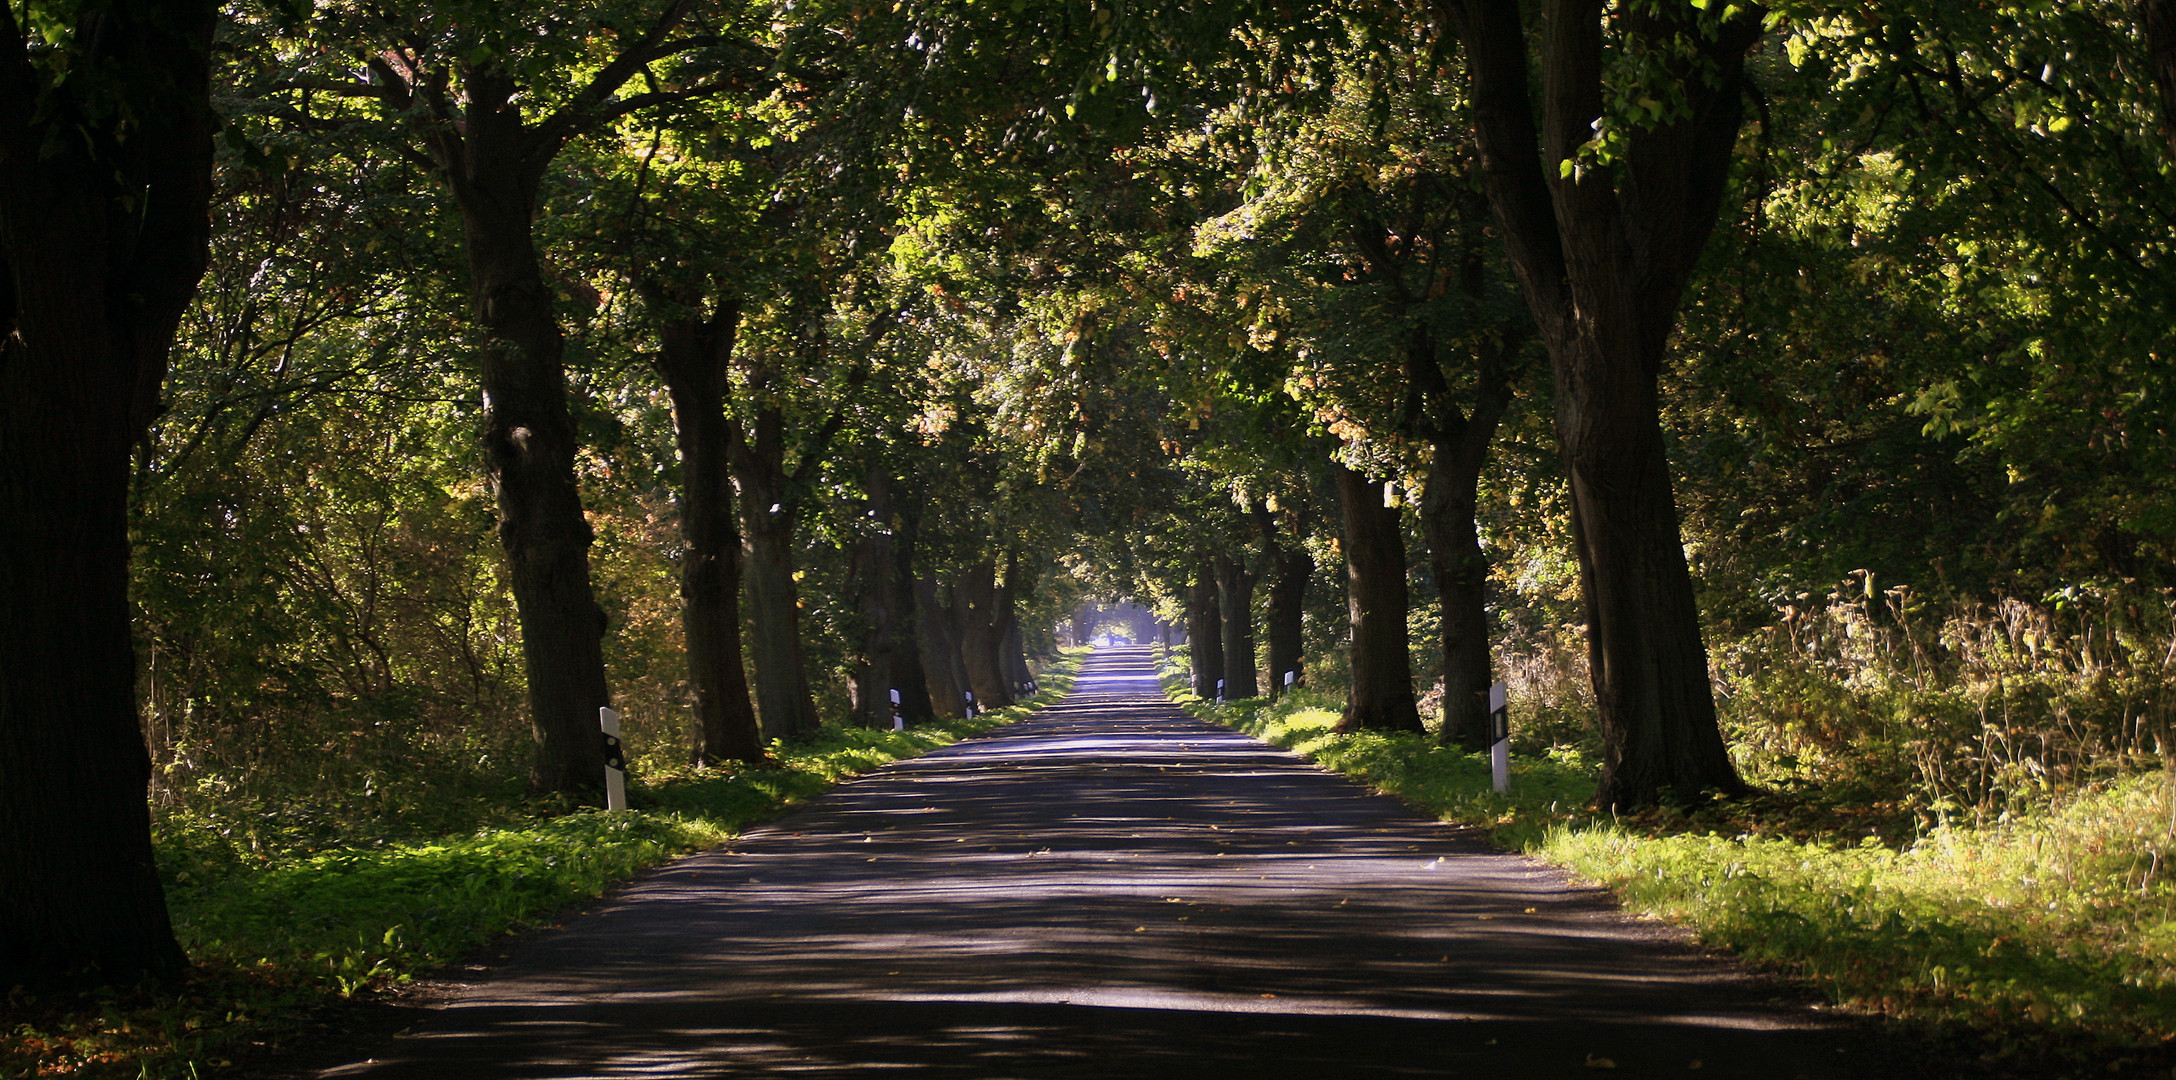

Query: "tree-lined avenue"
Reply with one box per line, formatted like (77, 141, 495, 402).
(326, 648, 1878, 1079)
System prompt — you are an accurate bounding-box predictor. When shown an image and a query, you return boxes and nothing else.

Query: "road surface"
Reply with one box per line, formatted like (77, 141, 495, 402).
(325, 646, 1880, 1079)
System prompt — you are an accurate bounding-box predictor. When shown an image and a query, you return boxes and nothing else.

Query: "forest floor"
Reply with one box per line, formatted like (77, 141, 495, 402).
(305, 647, 1902, 1079)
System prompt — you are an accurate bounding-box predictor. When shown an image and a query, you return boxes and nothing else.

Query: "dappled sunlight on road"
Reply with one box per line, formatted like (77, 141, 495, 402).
(328, 648, 1874, 1079)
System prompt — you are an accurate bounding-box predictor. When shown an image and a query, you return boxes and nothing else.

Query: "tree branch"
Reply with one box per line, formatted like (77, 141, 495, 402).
(530, 0, 700, 153)
(1437, 0, 1569, 322)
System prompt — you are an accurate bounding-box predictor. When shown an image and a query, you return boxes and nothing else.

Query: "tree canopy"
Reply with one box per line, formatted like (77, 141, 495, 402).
(4, 0, 2174, 991)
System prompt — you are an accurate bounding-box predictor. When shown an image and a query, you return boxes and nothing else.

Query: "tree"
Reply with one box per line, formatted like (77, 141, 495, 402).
(0, 0, 216, 984)
(1187, 563, 1227, 695)
(1255, 503, 1313, 698)
(1213, 547, 1261, 698)
(1439, 0, 1753, 806)
(328, 0, 743, 792)
(1334, 461, 1423, 732)
(648, 289, 766, 762)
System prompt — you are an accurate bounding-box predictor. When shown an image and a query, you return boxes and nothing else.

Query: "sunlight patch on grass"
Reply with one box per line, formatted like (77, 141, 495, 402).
(1547, 773, 2176, 1044)
(1163, 665, 2176, 1053)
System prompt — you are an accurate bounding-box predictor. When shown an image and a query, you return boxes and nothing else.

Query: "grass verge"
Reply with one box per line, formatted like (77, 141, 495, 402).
(4, 651, 1083, 1079)
(1162, 662, 2176, 1068)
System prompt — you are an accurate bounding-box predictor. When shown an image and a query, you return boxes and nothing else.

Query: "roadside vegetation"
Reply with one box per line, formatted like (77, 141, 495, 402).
(1, 656, 1078, 1079)
(1161, 646, 2176, 1067)
(9, 1, 2176, 1076)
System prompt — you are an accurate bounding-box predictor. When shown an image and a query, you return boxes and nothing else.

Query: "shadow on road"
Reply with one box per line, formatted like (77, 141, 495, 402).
(326, 647, 1883, 1079)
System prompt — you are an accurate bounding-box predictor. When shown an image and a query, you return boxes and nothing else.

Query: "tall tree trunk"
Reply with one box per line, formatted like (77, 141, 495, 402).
(1002, 619, 1032, 692)
(954, 561, 1013, 708)
(1186, 565, 1226, 697)
(849, 466, 900, 729)
(914, 576, 967, 718)
(1441, 0, 1751, 806)
(1213, 553, 1259, 698)
(1421, 431, 1499, 752)
(432, 70, 614, 793)
(1406, 319, 1518, 753)
(998, 551, 1037, 691)
(1335, 463, 1421, 733)
(888, 507, 938, 725)
(653, 297, 765, 764)
(1260, 514, 1313, 700)
(734, 406, 823, 740)
(0, 0, 214, 984)
(1559, 342, 1739, 803)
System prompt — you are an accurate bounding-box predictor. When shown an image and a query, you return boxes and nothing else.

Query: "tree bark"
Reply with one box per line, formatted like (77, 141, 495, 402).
(1186, 563, 1226, 697)
(0, 0, 215, 984)
(1440, 0, 1751, 806)
(1335, 463, 1422, 733)
(360, 1, 717, 792)
(1213, 553, 1259, 699)
(1258, 510, 1313, 700)
(888, 507, 938, 725)
(1421, 430, 1499, 752)
(848, 466, 901, 729)
(1405, 322, 1518, 753)
(954, 561, 1013, 708)
(652, 294, 765, 764)
(733, 405, 824, 740)
(381, 64, 617, 794)
(998, 551, 1038, 692)
(914, 576, 968, 718)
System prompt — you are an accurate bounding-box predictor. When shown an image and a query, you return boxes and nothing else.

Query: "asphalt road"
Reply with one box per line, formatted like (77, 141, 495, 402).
(322, 647, 1886, 1079)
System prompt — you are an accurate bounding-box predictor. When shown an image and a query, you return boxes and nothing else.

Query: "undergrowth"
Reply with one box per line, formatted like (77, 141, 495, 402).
(1161, 654, 2176, 1065)
(3, 653, 1081, 1079)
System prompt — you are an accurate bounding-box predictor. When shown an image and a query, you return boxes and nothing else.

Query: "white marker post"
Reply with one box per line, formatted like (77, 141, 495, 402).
(598, 706, 629, 811)
(890, 689, 904, 731)
(1215, 678, 1226, 704)
(963, 690, 975, 718)
(1487, 681, 1510, 794)
(1283, 670, 1297, 690)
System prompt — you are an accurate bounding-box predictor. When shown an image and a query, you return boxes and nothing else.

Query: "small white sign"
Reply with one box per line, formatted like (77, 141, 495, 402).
(1487, 681, 1509, 794)
(599, 706, 628, 812)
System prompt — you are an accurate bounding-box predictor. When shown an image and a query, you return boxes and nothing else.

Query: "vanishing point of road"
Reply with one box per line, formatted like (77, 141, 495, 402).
(324, 647, 1885, 1079)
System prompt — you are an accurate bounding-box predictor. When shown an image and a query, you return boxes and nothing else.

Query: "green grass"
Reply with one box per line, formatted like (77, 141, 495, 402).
(4, 652, 1082, 1079)
(1163, 663, 2176, 1060)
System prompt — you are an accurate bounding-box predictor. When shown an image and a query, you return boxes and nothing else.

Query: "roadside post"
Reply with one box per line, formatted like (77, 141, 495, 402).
(598, 706, 629, 811)
(1488, 682, 1509, 794)
(1215, 678, 1226, 704)
(963, 690, 975, 718)
(1283, 670, 1296, 692)
(890, 689, 903, 731)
